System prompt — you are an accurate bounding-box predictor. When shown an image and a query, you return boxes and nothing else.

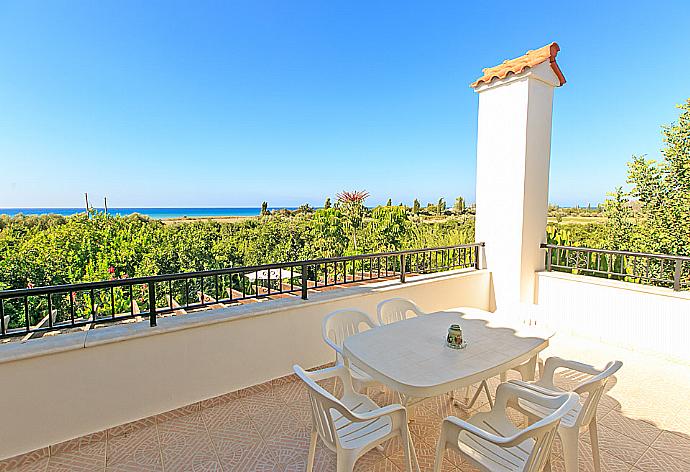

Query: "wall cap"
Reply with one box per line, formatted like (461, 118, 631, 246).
(537, 270, 690, 300)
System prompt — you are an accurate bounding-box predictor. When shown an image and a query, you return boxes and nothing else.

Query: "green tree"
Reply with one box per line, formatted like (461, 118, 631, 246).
(437, 198, 446, 215)
(605, 99, 690, 255)
(386, 198, 392, 206)
(413, 199, 420, 215)
(336, 190, 369, 252)
(310, 208, 346, 257)
(371, 206, 408, 249)
(260, 202, 269, 216)
(454, 196, 465, 213)
(323, 197, 331, 210)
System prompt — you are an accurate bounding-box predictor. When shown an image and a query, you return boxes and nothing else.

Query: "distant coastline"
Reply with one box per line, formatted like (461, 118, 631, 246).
(0, 208, 296, 220)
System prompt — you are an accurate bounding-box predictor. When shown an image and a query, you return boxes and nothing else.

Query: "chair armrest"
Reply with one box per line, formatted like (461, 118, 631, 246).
(540, 357, 616, 393)
(322, 336, 344, 356)
(539, 356, 599, 388)
(442, 416, 512, 446)
(305, 364, 348, 382)
(508, 380, 561, 396)
(548, 357, 602, 376)
(353, 403, 406, 422)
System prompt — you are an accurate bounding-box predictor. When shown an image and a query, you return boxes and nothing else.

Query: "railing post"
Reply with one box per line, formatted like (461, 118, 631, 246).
(149, 282, 157, 327)
(399, 254, 406, 283)
(673, 259, 682, 291)
(301, 264, 308, 300)
(474, 244, 480, 270)
(546, 246, 552, 271)
(0, 299, 5, 336)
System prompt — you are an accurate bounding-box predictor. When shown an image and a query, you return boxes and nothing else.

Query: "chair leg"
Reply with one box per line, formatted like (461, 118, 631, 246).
(336, 451, 357, 472)
(432, 431, 447, 472)
(306, 429, 317, 472)
(399, 430, 416, 472)
(560, 428, 579, 472)
(589, 419, 602, 472)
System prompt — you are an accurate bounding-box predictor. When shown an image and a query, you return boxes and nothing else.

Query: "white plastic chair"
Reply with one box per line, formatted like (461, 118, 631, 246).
(376, 298, 426, 325)
(509, 357, 622, 472)
(294, 364, 417, 472)
(434, 382, 579, 472)
(322, 309, 379, 391)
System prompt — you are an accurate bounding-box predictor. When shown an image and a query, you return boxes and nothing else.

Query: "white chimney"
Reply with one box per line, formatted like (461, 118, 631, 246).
(471, 43, 565, 308)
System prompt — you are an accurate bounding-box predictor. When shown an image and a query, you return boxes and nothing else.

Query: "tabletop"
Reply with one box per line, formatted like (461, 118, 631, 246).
(342, 307, 553, 399)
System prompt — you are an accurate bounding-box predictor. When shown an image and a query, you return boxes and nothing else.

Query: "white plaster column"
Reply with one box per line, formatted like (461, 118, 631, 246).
(472, 46, 564, 308)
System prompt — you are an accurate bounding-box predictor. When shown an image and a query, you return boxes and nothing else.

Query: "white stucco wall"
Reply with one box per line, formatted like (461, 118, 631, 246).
(535, 271, 690, 363)
(0, 269, 492, 460)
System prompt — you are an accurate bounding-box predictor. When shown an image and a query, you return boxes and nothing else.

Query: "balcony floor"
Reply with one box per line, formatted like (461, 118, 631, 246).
(2, 333, 689, 472)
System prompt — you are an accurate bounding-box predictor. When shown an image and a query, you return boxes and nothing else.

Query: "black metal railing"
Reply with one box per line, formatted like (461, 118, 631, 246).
(0, 243, 484, 339)
(541, 243, 690, 291)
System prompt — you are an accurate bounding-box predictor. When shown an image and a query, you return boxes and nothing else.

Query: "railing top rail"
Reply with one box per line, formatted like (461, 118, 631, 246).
(0, 242, 484, 298)
(540, 243, 690, 262)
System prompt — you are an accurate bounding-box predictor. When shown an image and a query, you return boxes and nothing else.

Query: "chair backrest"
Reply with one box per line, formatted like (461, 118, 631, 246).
(572, 360, 623, 427)
(376, 298, 425, 325)
(322, 309, 376, 363)
(293, 364, 355, 451)
(495, 383, 579, 472)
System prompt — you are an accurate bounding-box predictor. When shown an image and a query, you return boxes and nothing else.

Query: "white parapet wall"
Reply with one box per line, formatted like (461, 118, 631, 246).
(0, 269, 492, 460)
(535, 271, 690, 363)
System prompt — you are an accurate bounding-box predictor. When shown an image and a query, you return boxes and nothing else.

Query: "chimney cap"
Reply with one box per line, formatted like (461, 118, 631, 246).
(470, 42, 565, 88)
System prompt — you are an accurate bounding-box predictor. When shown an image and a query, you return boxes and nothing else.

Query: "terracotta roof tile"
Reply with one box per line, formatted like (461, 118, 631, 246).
(470, 42, 565, 88)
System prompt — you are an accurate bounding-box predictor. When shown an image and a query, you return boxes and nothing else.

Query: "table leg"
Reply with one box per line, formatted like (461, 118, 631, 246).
(513, 355, 539, 381)
(406, 430, 421, 472)
(452, 380, 493, 410)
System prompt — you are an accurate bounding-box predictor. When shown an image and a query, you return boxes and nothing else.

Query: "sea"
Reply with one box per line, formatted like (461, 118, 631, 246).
(0, 208, 296, 220)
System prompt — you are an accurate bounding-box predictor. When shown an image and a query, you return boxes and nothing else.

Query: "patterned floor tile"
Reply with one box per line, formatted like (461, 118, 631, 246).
(160, 439, 220, 472)
(285, 397, 313, 429)
(50, 432, 107, 456)
(107, 417, 157, 440)
(353, 449, 400, 472)
(156, 412, 208, 445)
(201, 402, 256, 439)
(3, 458, 48, 472)
(262, 425, 311, 468)
(272, 377, 310, 404)
(105, 425, 160, 466)
(211, 435, 265, 471)
(633, 445, 689, 472)
(105, 451, 163, 472)
(153, 403, 201, 423)
(0, 449, 49, 472)
(249, 403, 306, 443)
(386, 434, 457, 472)
(581, 423, 646, 466)
(600, 410, 663, 446)
(198, 392, 239, 410)
(575, 439, 632, 472)
(45, 441, 105, 471)
(648, 431, 690, 467)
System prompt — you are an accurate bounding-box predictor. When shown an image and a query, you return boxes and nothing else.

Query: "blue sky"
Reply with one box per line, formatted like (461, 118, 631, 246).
(1, 1, 689, 208)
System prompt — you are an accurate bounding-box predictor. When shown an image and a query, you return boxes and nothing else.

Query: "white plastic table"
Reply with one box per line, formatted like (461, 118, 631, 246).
(342, 307, 553, 400)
